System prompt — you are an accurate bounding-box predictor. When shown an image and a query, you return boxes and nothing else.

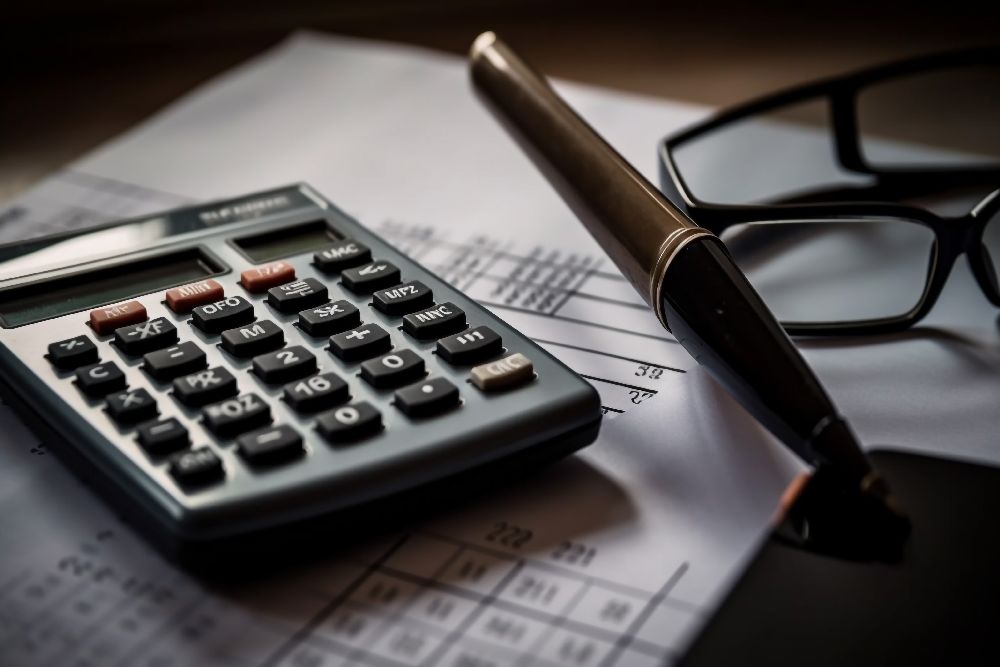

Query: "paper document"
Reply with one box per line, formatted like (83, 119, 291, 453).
(1, 32, 998, 667)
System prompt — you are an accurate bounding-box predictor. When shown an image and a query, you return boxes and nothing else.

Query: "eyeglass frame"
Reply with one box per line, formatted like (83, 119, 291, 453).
(657, 46, 1000, 336)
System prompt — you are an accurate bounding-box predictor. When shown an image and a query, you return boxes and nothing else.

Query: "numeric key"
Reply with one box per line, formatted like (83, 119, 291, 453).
(114, 317, 178, 355)
(316, 402, 382, 443)
(341, 261, 401, 294)
(192, 296, 255, 334)
(252, 346, 317, 384)
(360, 350, 425, 388)
(220, 320, 284, 357)
(329, 324, 392, 361)
(143, 342, 207, 381)
(202, 393, 272, 438)
(48, 336, 98, 370)
(283, 373, 350, 413)
(267, 278, 328, 314)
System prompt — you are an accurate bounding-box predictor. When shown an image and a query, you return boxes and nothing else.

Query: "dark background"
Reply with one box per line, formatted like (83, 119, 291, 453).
(3, 0, 997, 202)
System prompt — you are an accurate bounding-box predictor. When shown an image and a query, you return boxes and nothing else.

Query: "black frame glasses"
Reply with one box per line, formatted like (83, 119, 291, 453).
(658, 47, 1000, 335)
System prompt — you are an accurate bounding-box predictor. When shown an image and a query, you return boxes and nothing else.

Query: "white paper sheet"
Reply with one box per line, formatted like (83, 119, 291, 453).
(1, 32, 998, 667)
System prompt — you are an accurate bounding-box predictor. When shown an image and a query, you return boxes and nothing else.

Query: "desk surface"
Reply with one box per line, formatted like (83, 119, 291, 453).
(3, 0, 997, 203)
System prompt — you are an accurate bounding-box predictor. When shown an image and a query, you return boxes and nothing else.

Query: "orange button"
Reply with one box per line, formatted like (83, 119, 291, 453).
(89, 300, 147, 335)
(165, 279, 224, 313)
(240, 261, 295, 293)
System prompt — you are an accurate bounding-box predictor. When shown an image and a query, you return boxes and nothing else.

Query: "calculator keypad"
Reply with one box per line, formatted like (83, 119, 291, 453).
(316, 401, 382, 443)
(169, 447, 224, 488)
(237, 425, 304, 467)
(48, 335, 99, 370)
(329, 323, 392, 361)
(283, 373, 350, 413)
(314, 239, 371, 273)
(202, 393, 272, 438)
(266, 277, 328, 314)
(252, 345, 317, 384)
(137, 418, 190, 457)
(437, 326, 503, 364)
(298, 301, 360, 336)
(165, 279, 224, 313)
(172, 366, 239, 407)
(240, 261, 295, 293)
(372, 280, 434, 315)
(342, 261, 401, 294)
(402, 302, 466, 339)
(107, 388, 159, 424)
(394, 377, 460, 418)
(89, 300, 147, 335)
(76, 361, 127, 397)
(360, 350, 425, 389)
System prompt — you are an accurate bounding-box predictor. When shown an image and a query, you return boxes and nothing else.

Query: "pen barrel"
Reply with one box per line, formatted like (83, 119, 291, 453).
(660, 236, 873, 481)
(469, 33, 703, 309)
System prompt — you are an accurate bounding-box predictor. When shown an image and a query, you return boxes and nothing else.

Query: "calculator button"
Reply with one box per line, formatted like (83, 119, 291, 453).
(172, 366, 238, 407)
(341, 261, 401, 294)
(89, 300, 146, 335)
(314, 240, 371, 273)
(372, 280, 434, 316)
(202, 393, 272, 438)
(75, 362, 127, 397)
(316, 402, 382, 443)
(192, 296, 255, 334)
(240, 260, 295, 293)
(470, 353, 535, 392)
(283, 373, 350, 413)
(237, 425, 304, 467)
(394, 378, 460, 418)
(106, 388, 158, 424)
(47, 336, 98, 370)
(267, 278, 329, 314)
(298, 301, 360, 336)
(137, 418, 189, 457)
(360, 350, 425, 389)
(220, 319, 284, 357)
(402, 303, 466, 340)
(143, 342, 207, 381)
(437, 326, 503, 364)
(165, 279, 224, 313)
(329, 324, 392, 361)
(169, 447, 224, 489)
(252, 345, 317, 384)
(114, 317, 178, 355)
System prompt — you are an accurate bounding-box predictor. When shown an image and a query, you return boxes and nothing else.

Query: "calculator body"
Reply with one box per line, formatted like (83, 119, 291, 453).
(0, 184, 601, 559)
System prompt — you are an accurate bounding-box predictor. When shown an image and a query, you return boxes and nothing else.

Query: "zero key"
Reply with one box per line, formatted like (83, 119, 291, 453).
(89, 301, 146, 335)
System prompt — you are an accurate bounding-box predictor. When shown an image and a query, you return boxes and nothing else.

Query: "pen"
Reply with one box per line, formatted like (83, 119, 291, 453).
(469, 32, 909, 551)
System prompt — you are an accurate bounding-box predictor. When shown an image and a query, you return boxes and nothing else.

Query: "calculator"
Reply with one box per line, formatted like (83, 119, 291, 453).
(0, 184, 601, 560)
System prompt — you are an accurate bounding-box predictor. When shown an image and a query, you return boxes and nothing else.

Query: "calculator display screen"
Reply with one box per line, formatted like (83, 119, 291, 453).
(0, 248, 225, 327)
(231, 221, 340, 262)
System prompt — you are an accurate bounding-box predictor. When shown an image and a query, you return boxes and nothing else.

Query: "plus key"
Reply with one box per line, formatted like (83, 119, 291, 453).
(329, 324, 392, 361)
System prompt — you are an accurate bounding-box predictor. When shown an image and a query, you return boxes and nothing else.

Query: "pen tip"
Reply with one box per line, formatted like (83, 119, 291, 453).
(470, 31, 497, 60)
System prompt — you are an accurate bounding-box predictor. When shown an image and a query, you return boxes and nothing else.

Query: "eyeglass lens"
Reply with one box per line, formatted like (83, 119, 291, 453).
(720, 219, 935, 323)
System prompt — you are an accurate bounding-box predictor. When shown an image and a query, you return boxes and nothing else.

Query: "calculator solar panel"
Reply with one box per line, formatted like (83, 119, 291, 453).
(0, 184, 601, 559)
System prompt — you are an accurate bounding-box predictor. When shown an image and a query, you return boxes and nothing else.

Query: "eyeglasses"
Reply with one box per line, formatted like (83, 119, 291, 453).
(658, 47, 1000, 335)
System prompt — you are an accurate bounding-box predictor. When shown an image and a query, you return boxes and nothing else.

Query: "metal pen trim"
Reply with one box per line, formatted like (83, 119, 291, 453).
(650, 228, 715, 331)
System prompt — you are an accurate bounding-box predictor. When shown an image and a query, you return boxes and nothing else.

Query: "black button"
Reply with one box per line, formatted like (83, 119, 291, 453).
(360, 350, 425, 389)
(48, 335, 98, 370)
(191, 296, 255, 334)
(266, 278, 329, 314)
(252, 345, 317, 384)
(298, 300, 360, 336)
(136, 418, 189, 456)
(437, 326, 503, 364)
(329, 324, 392, 361)
(143, 342, 207, 381)
(237, 425, 304, 467)
(168, 447, 224, 489)
(372, 280, 434, 316)
(172, 366, 238, 407)
(402, 303, 466, 340)
(75, 362, 127, 397)
(394, 378, 460, 418)
(114, 317, 178, 355)
(106, 388, 158, 424)
(341, 261, 401, 294)
(316, 402, 382, 443)
(314, 239, 371, 273)
(283, 372, 349, 413)
(220, 319, 284, 357)
(202, 393, 272, 438)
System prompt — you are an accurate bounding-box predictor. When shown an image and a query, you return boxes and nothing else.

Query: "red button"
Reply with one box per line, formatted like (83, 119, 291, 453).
(240, 261, 295, 293)
(89, 301, 147, 335)
(165, 279, 224, 313)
